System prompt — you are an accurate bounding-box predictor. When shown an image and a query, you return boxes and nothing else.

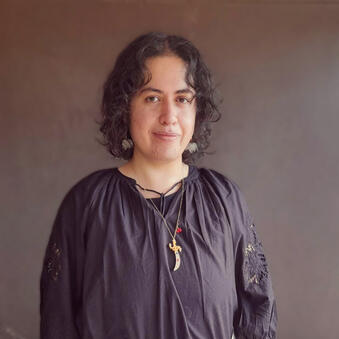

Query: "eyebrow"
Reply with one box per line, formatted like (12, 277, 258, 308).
(138, 87, 195, 95)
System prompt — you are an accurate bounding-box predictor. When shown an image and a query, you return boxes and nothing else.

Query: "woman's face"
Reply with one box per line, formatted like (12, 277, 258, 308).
(129, 55, 196, 164)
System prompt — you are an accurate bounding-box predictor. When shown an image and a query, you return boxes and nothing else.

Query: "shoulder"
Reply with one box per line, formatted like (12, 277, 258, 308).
(195, 166, 252, 225)
(195, 166, 243, 198)
(71, 167, 115, 193)
(60, 168, 117, 208)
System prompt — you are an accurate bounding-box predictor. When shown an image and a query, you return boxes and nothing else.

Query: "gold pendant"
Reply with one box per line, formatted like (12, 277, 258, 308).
(169, 239, 182, 271)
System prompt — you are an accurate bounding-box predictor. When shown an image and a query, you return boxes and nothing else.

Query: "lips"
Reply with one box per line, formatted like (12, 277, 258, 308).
(154, 132, 178, 136)
(153, 131, 179, 141)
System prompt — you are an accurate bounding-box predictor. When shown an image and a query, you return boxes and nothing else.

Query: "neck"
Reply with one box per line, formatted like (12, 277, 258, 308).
(118, 156, 189, 198)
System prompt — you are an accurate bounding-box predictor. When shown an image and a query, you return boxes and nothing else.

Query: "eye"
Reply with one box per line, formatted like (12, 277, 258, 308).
(145, 96, 160, 103)
(177, 97, 191, 104)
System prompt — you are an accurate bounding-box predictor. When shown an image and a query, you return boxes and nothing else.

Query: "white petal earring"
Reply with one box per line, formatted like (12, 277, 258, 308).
(185, 142, 198, 153)
(122, 138, 134, 150)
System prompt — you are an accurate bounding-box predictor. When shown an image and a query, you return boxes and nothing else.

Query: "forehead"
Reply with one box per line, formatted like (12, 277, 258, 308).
(142, 55, 190, 89)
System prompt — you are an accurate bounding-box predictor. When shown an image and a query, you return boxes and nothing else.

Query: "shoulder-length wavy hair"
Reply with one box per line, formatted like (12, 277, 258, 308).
(97, 32, 221, 164)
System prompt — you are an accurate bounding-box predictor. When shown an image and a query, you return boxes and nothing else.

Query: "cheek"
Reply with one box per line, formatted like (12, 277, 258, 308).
(130, 109, 153, 138)
(130, 106, 143, 127)
(130, 114, 141, 131)
(182, 112, 196, 135)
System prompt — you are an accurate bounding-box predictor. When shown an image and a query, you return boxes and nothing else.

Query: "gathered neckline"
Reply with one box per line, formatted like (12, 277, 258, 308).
(113, 165, 198, 199)
(145, 188, 180, 201)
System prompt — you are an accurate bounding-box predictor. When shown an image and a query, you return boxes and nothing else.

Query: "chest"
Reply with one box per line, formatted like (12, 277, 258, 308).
(83, 197, 236, 316)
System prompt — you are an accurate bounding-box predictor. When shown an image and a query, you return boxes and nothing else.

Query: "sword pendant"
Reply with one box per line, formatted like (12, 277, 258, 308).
(169, 239, 182, 271)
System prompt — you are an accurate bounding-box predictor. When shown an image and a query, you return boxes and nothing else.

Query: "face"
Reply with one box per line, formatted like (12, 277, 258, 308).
(129, 55, 196, 164)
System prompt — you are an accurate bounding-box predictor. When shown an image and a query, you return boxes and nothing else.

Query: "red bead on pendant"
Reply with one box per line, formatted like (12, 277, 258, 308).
(176, 227, 182, 233)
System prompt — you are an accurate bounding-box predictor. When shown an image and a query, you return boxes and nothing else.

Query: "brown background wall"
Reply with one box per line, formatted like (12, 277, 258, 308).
(1, 1, 338, 338)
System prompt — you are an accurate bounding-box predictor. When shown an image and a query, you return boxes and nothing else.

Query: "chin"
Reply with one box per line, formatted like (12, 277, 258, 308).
(150, 150, 182, 163)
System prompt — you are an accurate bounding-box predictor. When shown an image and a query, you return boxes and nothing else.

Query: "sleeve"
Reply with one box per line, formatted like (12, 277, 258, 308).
(225, 179, 278, 339)
(40, 187, 85, 339)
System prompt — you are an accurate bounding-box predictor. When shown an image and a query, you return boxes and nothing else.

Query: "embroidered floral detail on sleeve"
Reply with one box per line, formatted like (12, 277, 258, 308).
(244, 223, 269, 286)
(45, 242, 62, 281)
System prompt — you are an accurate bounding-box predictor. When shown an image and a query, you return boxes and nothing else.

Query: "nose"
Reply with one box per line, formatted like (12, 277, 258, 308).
(159, 98, 177, 125)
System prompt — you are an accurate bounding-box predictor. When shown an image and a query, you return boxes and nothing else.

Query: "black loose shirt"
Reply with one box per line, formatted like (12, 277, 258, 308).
(40, 165, 278, 339)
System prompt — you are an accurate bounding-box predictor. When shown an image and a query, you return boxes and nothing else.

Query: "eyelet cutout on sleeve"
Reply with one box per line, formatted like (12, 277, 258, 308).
(45, 242, 62, 281)
(244, 223, 269, 286)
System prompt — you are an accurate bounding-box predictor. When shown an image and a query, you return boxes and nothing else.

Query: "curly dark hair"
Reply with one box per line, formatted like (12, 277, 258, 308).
(97, 31, 221, 164)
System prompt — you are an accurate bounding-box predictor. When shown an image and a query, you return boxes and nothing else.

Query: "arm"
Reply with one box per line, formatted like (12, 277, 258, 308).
(226, 180, 278, 339)
(40, 189, 84, 338)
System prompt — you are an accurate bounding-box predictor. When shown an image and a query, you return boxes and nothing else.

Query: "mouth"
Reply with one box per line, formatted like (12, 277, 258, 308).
(153, 132, 179, 141)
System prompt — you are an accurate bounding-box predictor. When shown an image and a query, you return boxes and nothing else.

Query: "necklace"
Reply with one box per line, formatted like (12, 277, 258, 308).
(139, 180, 185, 271)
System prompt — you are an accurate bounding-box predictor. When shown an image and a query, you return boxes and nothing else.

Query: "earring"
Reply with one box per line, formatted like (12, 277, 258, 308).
(122, 138, 134, 150)
(185, 142, 198, 153)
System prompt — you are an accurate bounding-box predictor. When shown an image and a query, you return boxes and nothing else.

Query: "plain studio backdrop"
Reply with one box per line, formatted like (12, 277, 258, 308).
(1, 1, 338, 338)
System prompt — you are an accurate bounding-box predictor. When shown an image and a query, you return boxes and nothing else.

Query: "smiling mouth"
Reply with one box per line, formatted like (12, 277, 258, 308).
(153, 132, 179, 141)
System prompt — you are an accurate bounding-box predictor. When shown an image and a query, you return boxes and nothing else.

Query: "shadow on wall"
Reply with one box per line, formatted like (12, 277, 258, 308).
(0, 323, 27, 339)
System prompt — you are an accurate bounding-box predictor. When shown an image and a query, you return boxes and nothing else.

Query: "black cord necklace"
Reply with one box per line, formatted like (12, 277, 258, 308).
(136, 180, 185, 271)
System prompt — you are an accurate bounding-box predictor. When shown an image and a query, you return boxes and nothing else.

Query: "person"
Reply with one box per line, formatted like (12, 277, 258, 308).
(39, 32, 278, 339)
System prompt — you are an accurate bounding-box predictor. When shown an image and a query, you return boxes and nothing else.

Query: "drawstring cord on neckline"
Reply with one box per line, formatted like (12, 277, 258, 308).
(134, 180, 183, 214)
(134, 180, 182, 198)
